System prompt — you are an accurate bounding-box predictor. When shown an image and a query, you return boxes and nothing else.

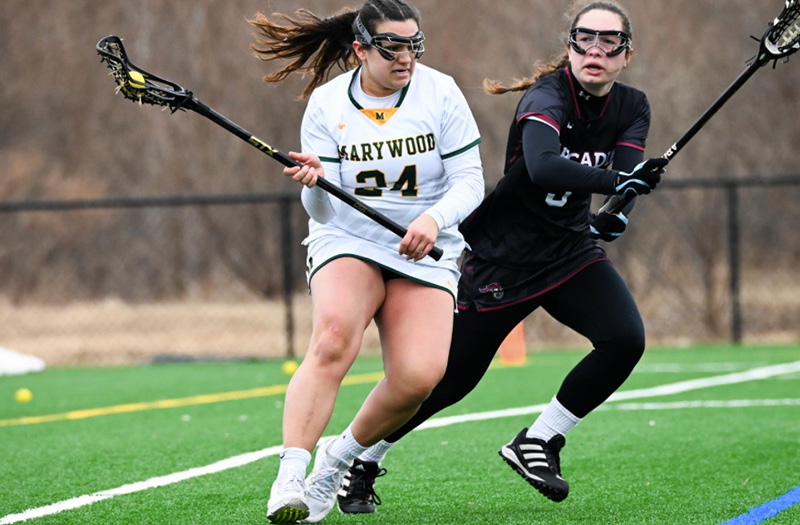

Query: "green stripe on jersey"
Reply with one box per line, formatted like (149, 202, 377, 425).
(441, 137, 482, 159)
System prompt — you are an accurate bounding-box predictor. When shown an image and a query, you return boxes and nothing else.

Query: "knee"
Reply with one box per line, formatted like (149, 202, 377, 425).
(627, 320, 646, 358)
(600, 324, 646, 364)
(620, 331, 646, 363)
(388, 364, 446, 407)
(307, 319, 358, 367)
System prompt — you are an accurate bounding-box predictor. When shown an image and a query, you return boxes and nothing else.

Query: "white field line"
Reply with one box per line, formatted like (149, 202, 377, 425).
(2, 360, 799, 524)
(607, 361, 800, 402)
(417, 360, 800, 430)
(635, 362, 769, 373)
(0, 447, 282, 524)
(598, 398, 800, 411)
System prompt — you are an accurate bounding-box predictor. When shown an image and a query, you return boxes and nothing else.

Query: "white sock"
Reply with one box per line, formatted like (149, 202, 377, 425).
(526, 396, 582, 441)
(278, 447, 311, 478)
(327, 425, 368, 467)
(358, 439, 395, 464)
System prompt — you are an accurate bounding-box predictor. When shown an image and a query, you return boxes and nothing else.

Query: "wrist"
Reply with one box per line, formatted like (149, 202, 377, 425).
(422, 211, 443, 231)
(607, 170, 622, 193)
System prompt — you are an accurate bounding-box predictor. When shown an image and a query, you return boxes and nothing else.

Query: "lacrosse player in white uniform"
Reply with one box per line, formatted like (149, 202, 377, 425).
(250, 1, 484, 522)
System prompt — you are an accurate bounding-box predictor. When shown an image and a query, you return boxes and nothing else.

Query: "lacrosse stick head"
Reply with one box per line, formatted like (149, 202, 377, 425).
(96, 35, 194, 112)
(761, 0, 800, 59)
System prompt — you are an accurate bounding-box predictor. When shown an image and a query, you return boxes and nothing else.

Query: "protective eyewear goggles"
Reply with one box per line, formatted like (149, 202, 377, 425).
(354, 15, 425, 61)
(569, 27, 631, 57)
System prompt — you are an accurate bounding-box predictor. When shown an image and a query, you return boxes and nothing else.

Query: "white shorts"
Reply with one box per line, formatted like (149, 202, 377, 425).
(303, 234, 460, 304)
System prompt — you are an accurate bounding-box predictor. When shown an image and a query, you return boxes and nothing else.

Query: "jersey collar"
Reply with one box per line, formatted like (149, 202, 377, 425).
(565, 66, 613, 120)
(347, 66, 411, 112)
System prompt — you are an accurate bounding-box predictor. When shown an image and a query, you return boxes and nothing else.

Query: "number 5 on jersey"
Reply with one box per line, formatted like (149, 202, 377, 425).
(546, 191, 572, 207)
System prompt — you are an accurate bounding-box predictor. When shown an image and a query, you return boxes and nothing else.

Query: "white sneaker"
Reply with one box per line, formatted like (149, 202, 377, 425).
(267, 471, 309, 524)
(300, 437, 350, 523)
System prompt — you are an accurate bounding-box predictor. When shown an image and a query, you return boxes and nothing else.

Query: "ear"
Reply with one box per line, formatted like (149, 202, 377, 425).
(353, 41, 368, 62)
(566, 45, 582, 71)
(624, 48, 635, 67)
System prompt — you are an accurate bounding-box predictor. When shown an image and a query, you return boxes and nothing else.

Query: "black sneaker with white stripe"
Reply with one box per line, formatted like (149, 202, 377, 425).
(337, 459, 387, 514)
(499, 428, 569, 502)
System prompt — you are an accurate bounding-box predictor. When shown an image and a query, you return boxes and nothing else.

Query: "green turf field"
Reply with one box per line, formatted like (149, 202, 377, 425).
(1, 344, 799, 524)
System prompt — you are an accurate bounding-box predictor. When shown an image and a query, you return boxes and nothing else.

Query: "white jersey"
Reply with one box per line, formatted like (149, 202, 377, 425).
(299, 63, 484, 296)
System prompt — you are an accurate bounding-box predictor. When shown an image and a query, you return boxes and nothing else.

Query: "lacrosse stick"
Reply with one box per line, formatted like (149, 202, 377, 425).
(601, 0, 800, 214)
(96, 35, 443, 261)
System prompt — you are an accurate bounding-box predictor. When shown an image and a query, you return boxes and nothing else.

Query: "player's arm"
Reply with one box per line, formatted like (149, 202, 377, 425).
(403, 144, 484, 261)
(522, 118, 663, 198)
(521, 119, 617, 193)
(425, 146, 484, 228)
(590, 97, 654, 241)
(425, 78, 485, 231)
(403, 77, 485, 261)
(296, 92, 342, 224)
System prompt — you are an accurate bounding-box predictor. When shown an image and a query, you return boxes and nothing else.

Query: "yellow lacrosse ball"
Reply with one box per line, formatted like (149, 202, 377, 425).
(282, 360, 299, 376)
(15, 388, 33, 403)
(128, 70, 146, 89)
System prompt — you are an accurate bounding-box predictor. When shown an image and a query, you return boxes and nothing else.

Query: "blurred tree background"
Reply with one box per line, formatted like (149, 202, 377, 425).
(0, 0, 798, 362)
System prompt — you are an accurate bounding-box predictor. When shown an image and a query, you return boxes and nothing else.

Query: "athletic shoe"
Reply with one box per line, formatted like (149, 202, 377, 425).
(498, 428, 569, 502)
(337, 458, 387, 514)
(267, 472, 309, 524)
(300, 438, 350, 523)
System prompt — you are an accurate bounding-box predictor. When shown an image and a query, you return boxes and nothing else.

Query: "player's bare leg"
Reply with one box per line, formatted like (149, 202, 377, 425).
(354, 279, 452, 443)
(268, 259, 385, 524)
(303, 279, 453, 521)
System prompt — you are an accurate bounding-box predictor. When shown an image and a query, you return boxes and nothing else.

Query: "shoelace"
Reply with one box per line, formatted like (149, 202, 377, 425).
(306, 467, 343, 503)
(520, 438, 561, 475)
(283, 473, 306, 496)
(350, 466, 387, 505)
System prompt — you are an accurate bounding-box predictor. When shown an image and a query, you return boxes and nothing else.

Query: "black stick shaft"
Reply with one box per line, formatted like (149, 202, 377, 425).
(190, 98, 443, 261)
(600, 57, 765, 215)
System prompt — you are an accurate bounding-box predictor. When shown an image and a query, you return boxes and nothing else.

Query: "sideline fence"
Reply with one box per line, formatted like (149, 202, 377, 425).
(1, 176, 799, 359)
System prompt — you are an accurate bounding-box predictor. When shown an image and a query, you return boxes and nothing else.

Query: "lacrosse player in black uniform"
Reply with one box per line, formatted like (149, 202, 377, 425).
(336, 0, 668, 512)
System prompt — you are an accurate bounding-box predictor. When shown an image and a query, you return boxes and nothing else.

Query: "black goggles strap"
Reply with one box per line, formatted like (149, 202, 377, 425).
(354, 15, 424, 60)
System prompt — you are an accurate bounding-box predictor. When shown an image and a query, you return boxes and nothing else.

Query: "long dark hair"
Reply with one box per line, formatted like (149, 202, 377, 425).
(250, 0, 421, 99)
(484, 0, 633, 95)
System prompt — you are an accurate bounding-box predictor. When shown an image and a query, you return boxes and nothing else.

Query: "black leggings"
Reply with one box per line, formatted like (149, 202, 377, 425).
(385, 260, 645, 443)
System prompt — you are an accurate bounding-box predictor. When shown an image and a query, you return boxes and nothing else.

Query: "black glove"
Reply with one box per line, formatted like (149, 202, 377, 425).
(614, 157, 668, 197)
(590, 211, 628, 242)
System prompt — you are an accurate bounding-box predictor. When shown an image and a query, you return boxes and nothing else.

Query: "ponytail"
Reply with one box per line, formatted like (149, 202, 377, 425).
(483, 54, 570, 95)
(250, 8, 359, 99)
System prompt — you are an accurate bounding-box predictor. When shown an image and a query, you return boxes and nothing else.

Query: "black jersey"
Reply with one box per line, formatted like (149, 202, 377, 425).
(458, 67, 651, 310)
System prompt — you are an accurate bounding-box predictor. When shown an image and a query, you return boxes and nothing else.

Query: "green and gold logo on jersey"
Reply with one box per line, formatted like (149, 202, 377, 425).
(360, 108, 399, 126)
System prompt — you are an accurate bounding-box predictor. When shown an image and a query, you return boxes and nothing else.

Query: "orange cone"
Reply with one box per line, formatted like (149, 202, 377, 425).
(499, 322, 526, 365)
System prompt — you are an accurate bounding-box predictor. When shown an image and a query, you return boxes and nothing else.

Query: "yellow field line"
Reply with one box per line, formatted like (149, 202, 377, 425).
(0, 371, 386, 428)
